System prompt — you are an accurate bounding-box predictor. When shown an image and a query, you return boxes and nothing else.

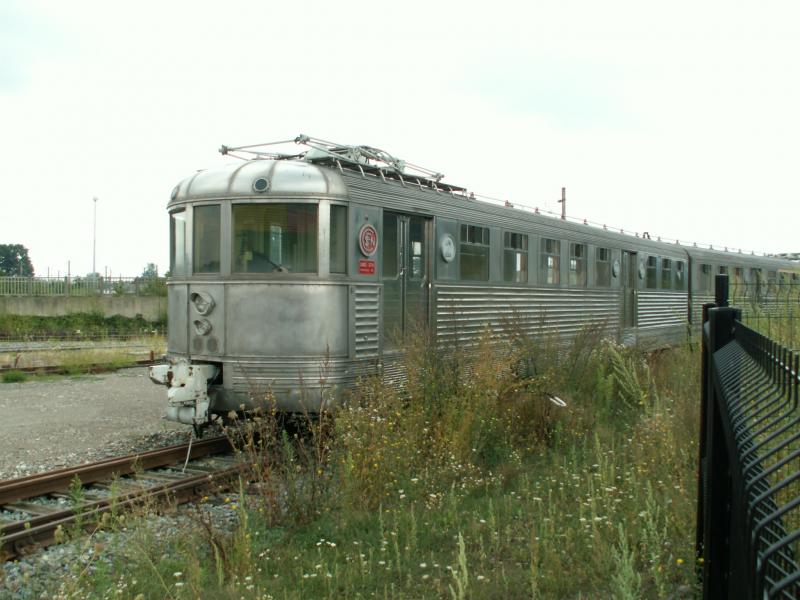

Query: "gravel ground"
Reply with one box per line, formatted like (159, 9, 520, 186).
(1, 496, 242, 600)
(0, 367, 191, 479)
(0, 367, 241, 599)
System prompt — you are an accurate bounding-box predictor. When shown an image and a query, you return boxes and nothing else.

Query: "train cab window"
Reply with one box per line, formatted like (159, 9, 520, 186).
(329, 205, 347, 274)
(595, 247, 611, 287)
(460, 224, 490, 281)
(675, 261, 686, 290)
(193, 205, 221, 273)
(645, 256, 658, 289)
(170, 210, 187, 276)
(699, 264, 712, 293)
(568, 243, 587, 286)
(661, 258, 672, 290)
(503, 232, 528, 283)
(718, 266, 728, 275)
(540, 238, 561, 285)
(232, 204, 318, 273)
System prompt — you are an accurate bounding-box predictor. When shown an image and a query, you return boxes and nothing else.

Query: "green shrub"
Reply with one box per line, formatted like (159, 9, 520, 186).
(1, 369, 27, 383)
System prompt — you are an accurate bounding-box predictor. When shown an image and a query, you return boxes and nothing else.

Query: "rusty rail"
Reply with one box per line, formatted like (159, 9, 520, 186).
(0, 435, 239, 560)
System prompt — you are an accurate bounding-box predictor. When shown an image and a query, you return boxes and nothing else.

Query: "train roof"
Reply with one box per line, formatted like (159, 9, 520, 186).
(170, 135, 799, 273)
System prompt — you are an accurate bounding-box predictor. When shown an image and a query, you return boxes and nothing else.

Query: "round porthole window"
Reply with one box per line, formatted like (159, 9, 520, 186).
(440, 234, 456, 263)
(253, 177, 270, 193)
(612, 259, 620, 278)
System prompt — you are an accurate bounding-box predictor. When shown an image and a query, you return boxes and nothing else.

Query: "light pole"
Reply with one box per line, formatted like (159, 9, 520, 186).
(92, 197, 98, 275)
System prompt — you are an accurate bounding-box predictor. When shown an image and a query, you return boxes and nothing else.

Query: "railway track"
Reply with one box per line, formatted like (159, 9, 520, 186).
(0, 435, 240, 561)
(0, 357, 159, 376)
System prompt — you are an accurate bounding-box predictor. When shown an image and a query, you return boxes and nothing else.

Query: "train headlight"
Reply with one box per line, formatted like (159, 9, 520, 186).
(190, 292, 215, 315)
(194, 319, 213, 336)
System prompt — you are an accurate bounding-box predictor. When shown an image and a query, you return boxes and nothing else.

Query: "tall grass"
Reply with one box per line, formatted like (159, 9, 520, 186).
(50, 324, 701, 599)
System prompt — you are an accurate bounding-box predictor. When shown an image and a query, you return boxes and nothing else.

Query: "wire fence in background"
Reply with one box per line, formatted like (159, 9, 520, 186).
(732, 282, 800, 350)
(0, 276, 167, 297)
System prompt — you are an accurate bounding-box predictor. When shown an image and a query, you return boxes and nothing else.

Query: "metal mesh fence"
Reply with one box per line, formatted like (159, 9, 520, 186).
(732, 282, 800, 350)
(0, 276, 167, 297)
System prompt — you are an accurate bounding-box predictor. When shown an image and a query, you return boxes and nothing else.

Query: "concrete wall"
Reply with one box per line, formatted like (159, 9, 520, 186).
(0, 296, 167, 321)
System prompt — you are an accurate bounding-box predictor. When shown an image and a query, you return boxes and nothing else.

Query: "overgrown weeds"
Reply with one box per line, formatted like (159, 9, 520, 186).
(48, 322, 702, 599)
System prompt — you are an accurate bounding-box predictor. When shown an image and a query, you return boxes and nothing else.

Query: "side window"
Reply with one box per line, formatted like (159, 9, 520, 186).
(329, 205, 347, 274)
(503, 232, 528, 283)
(646, 256, 658, 289)
(540, 238, 561, 285)
(718, 265, 729, 275)
(675, 261, 686, 290)
(383, 212, 398, 278)
(699, 264, 713, 293)
(661, 258, 672, 290)
(170, 209, 187, 276)
(460, 224, 490, 281)
(595, 247, 611, 287)
(767, 270, 777, 294)
(569, 243, 587, 286)
(193, 204, 221, 274)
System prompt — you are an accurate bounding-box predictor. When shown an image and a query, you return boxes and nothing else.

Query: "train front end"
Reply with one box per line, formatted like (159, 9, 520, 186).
(149, 157, 358, 427)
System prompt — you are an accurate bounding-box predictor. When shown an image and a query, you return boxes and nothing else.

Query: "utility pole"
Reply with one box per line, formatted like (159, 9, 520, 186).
(92, 197, 98, 275)
(558, 187, 566, 220)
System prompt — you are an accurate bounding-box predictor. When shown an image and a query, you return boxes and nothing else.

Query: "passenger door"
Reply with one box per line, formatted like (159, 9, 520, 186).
(382, 212, 431, 350)
(621, 251, 638, 329)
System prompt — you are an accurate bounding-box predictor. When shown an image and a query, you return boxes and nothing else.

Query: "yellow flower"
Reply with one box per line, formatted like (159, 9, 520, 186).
(676, 558, 684, 566)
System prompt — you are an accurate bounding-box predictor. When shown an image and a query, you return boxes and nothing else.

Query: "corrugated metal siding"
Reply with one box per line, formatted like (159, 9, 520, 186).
(637, 292, 688, 328)
(434, 285, 620, 343)
(354, 285, 380, 357)
(228, 358, 352, 393)
(691, 293, 715, 326)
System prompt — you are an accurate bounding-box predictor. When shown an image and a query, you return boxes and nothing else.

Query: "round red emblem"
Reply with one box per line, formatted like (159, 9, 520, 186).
(358, 224, 378, 257)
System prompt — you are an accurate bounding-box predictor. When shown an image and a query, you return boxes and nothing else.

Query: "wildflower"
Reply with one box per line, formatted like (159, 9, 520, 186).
(173, 572, 183, 578)
(676, 558, 684, 566)
(419, 562, 427, 568)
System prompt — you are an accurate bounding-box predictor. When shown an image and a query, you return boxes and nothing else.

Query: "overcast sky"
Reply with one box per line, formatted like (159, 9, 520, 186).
(1, 0, 798, 277)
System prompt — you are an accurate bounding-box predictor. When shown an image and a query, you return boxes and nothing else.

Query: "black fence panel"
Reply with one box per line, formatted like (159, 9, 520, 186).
(697, 274, 800, 599)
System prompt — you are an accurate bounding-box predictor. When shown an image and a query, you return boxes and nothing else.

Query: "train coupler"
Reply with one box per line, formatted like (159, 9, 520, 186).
(149, 360, 219, 426)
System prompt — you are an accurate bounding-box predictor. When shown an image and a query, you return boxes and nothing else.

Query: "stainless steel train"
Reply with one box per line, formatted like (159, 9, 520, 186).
(149, 135, 800, 428)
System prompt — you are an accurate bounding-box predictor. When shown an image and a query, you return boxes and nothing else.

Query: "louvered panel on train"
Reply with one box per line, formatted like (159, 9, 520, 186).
(353, 284, 380, 357)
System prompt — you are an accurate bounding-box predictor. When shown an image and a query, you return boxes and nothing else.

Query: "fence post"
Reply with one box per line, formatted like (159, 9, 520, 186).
(697, 274, 746, 598)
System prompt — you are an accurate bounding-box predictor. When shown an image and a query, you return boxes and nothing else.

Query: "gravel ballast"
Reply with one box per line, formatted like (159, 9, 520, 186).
(0, 367, 191, 479)
(0, 367, 242, 598)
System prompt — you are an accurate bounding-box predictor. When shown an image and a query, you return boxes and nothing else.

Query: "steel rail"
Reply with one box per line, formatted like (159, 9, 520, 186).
(0, 435, 232, 505)
(0, 463, 244, 561)
(0, 435, 241, 561)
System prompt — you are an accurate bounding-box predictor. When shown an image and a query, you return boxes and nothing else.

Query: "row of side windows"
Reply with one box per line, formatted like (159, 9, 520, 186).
(645, 256, 686, 290)
(458, 227, 614, 288)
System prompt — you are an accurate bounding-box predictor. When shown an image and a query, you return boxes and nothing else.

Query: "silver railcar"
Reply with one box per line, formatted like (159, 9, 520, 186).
(150, 136, 800, 428)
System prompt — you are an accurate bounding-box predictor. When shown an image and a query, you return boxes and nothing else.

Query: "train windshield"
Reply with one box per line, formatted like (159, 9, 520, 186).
(232, 204, 318, 273)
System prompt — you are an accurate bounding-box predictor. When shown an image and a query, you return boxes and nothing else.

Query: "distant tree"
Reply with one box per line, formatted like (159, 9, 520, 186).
(136, 262, 166, 296)
(141, 263, 159, 278)
(0, 244, 34, 277)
